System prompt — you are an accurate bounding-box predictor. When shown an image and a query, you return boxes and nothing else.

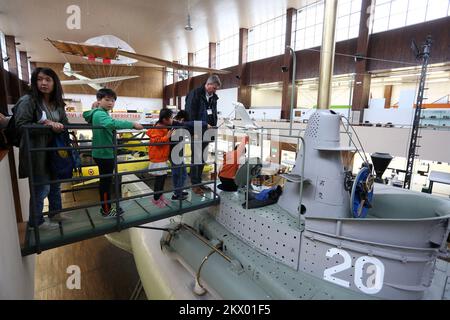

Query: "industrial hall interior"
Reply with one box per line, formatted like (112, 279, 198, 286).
(1, 0, 450, 301)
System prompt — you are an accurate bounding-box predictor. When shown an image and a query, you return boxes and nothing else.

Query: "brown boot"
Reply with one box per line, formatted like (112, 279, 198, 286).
(192, 187, 205, 196)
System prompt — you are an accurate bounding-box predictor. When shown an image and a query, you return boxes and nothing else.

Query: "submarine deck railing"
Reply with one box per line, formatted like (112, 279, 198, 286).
(221, 124, 306, 227)
(21, 124, 220, 256)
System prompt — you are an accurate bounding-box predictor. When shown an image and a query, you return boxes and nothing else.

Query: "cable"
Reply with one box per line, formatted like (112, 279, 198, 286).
(303, 47, 419, 67)
(340, 115, 369, 165)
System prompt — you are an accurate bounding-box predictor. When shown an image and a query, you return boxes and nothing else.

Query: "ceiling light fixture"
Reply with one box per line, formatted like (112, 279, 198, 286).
(185, 14, 193, 31)
(184, 0, 193, 31)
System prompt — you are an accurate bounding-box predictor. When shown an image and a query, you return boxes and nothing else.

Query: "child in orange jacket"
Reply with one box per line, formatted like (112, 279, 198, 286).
(218, 136, 249, 192)
(147, 108, 173, 208)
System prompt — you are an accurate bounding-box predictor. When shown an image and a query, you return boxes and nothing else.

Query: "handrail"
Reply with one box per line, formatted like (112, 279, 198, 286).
(222, 125, 306, 225)
(23, 124, 220, 254)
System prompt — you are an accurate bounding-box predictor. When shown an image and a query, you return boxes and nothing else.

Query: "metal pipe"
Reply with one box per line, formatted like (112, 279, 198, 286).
(24, 128, 41, 253)
(298, 136, 306, 226)
(246, 136, 251, 210)
(214, 128, 218, 201)
(112, 130, 122, 230)
(196, 247, 219, 294)
(286, 46, 297, 135)
(317, 0, 338, 110)
(181, 224, 232, 263)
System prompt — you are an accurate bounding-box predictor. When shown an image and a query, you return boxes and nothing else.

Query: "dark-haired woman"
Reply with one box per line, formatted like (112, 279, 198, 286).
(14, 67, 69, 230)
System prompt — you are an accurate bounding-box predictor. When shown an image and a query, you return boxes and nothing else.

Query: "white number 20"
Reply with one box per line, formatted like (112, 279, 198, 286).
(323, 248, 385, 295)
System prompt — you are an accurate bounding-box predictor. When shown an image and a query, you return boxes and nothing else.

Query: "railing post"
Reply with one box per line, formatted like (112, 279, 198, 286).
(112, 129, 121, 231)
(245, 135, 251, 210)
(214, 127, 218, 200)
(24, 126, 41, 253)
(298, 136, 306, 227)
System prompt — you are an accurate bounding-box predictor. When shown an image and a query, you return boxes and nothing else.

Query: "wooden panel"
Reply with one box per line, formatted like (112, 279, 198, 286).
(0, 149, 7, 162)
(19, 51, 29, 83)
(36, 62, 164, 98)
(238, 28, 251, 108)
(7, 72, 21, 104)
(7, 149, 23, 223)
(0, 67, 7, 115)
(247, 54, 285, 86)
(367, 17, 450, 71)
(209, 42, 217, 69)
(166, 18, 450, 101)
(5, 35, 18, 76)
(384, 85, 393, 108)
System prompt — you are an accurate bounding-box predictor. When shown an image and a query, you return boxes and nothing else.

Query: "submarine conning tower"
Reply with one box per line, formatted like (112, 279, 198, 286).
(278, 110, 354, 219)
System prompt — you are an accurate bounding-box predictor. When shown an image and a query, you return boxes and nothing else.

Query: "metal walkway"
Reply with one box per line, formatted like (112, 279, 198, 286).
(20, 123, 221, 256)
(21, 191, 219, 256)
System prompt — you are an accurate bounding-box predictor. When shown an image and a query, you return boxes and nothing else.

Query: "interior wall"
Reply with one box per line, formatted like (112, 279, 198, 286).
(0, 153, 35, 300)
(64, 93, 162, 112)
(216, 87, 238, 117)
(370, 81, 450, 106)
(35, 62, 164, 99)
(251, 88, 282, 107)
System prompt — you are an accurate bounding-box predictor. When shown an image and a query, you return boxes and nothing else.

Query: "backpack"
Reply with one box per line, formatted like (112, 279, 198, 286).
(4, 95, 39, 148)
(4, 113, 20, 147)
(50, 131, 82, 179)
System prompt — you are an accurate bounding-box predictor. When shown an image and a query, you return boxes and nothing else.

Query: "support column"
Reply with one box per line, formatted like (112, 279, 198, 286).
(237, 28, 251, 108)
(172, 62, 179, 108)
(187, 52, 195, 92)
(19, 51, 29, 83)
(281, 8, 297, 120)
(0, 34, 8, 114)
(384, 85, 393, 109)
(162, 67, 169, 107)
(5, 35, 18, 76)
(351, 0, 374, 123)
(5, 35, 21, 102)
(209, 42, 216, 69)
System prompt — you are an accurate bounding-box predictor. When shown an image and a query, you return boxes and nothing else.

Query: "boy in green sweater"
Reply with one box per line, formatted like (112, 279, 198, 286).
(83, 89, 143, 218)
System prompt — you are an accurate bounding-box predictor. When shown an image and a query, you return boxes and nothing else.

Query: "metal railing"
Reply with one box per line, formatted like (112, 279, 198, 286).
(219, 124, 306, 227)
(23, 124, 220, 254)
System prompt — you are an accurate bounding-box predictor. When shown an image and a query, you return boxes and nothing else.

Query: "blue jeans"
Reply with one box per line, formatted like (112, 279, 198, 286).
(172, 162, 188, 197)
(29, 176, 62, 226)
(190, 142, 209, 185)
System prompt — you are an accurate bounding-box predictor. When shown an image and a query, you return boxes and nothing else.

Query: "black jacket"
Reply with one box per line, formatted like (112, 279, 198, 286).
(185, 85, 218, 127)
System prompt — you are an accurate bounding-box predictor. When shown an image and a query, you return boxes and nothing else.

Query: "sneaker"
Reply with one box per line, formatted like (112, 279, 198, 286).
(151, 198, 167, 209)
(160, 195, 171, 206)
(182, 191, 189, 196)
(39, 220, 60, 231)
(49, 213, 73, 222)
(172, 194, 188, 201)
(111, 204, 124, 215)
(192, 187, 205, 196)
(101, 207, 123, 219)
(200, 185, 212, 192)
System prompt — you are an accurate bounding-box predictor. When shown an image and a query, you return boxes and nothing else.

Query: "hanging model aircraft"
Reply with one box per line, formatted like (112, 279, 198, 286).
(61, 62, 140, 91)
(46, 38, 231, 75)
